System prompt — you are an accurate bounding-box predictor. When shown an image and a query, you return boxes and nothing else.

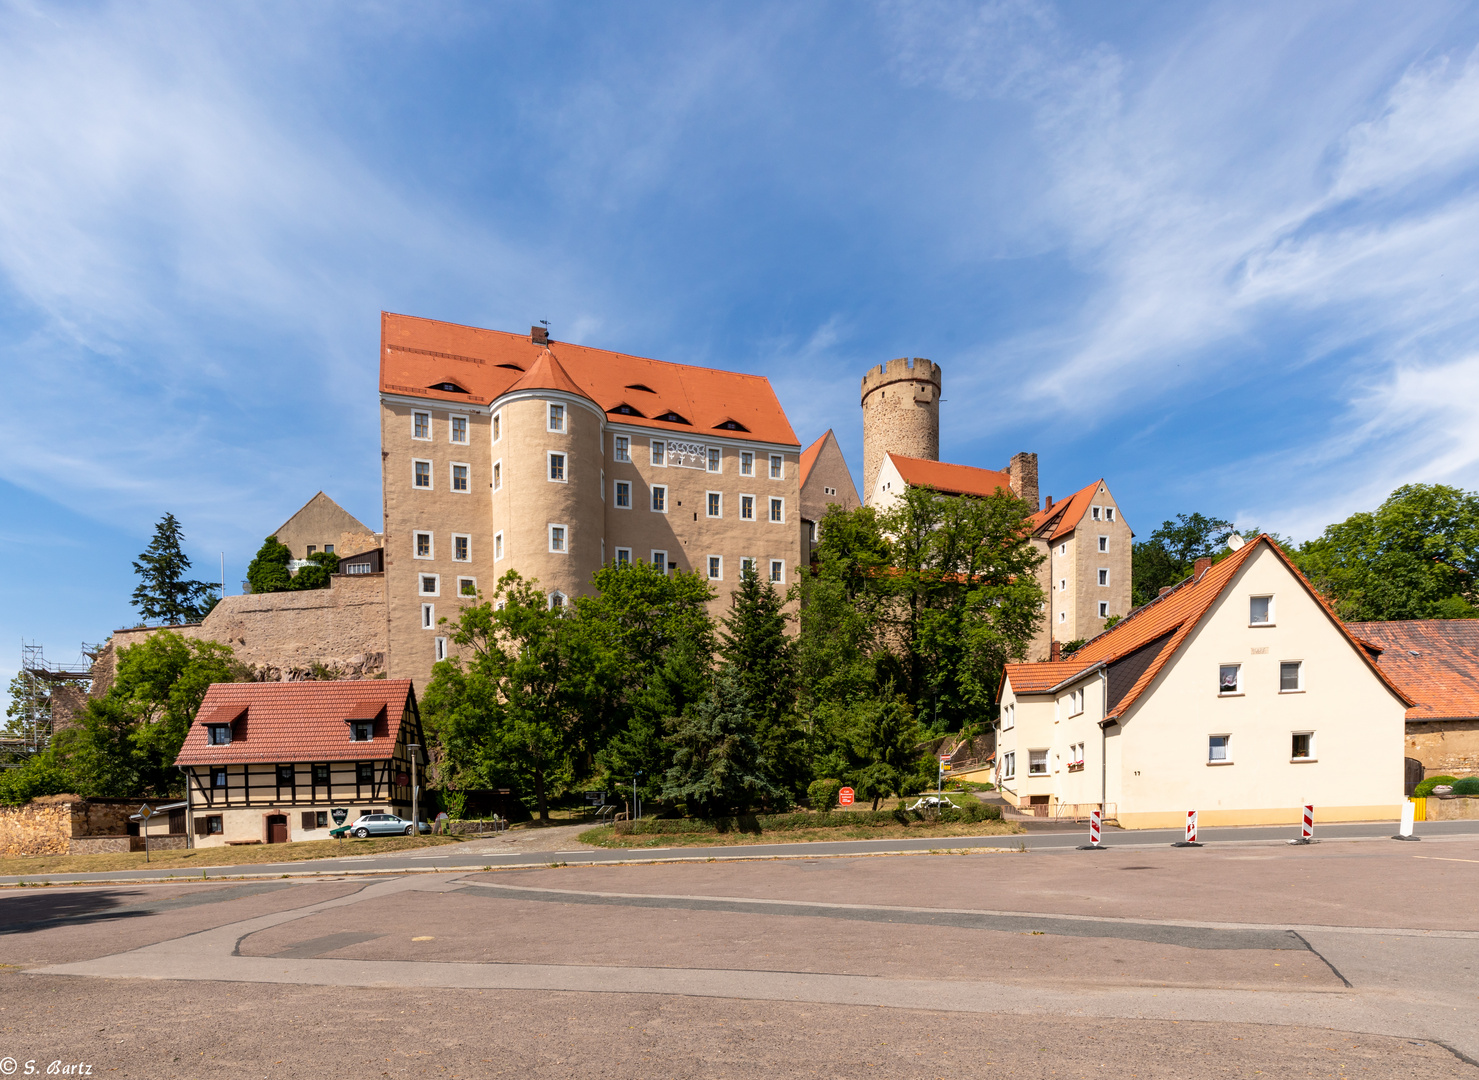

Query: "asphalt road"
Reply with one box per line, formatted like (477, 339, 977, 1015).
(2, 833, 1476, 1078)
(3, 817, 1476, 885)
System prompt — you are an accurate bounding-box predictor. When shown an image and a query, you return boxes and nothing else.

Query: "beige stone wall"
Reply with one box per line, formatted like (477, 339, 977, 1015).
(799, 431, 860, 527)
(1406, 721, 1479, 776)
(0, 799, 74, 856)
(1069, 485, 1133, 646)
(861, 357, 941, 503)
(271, 491, 376, 560)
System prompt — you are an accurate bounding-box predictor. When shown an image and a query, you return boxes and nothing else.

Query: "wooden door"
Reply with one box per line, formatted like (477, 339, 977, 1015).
(267, 815, 289, 844)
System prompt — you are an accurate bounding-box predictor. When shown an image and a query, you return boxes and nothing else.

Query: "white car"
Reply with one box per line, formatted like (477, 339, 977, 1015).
(333, 813, 430, 838)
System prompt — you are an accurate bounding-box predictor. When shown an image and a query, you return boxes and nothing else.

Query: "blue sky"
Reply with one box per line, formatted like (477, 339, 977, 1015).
(6, 1, 1479, 686)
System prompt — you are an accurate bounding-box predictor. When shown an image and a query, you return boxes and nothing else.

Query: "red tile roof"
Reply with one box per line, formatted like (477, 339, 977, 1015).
(1343, 620, 1479, 721)
(799, 430, 830, 488)
(886, 453, 1013, 498)
(381, 313, 799, 447)
(1028, 479, 1103, 542)
(175, 680, 417, 766)
(1002, 536, 1411, 719)
(507, 346, 594, 403)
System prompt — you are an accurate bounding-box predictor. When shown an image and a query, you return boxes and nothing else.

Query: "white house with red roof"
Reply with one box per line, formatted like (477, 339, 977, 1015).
(175, 679, 425, 846)
(996, 536, 1411, 829)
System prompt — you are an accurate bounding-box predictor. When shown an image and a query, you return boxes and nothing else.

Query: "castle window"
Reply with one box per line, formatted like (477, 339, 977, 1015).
(413, 412, 430, 440)
(1099, 601, 1108, 618)
(658, 411, 690, 425)
(548, 452, 566, 482)
(651, 549, 668, 573)
(614, 481, 632, 509)
(1099, 535, 1108, 552)
(414, 460, 432, 489)
(414, 532, 433, 559)
(769, 497, 784, 523)
(615, 547, 631, 566)
(614, 436, 630, 462)
(1098, 568, 1109, 586)
(741, 495, 755, 520)
(453, 534, 470, 562)
(1092, 506, 1101, 521)
(493, 461, 501, 490)
(741, 556, 756, 574)
(549, 591, 566, 611)
(651, 485, 667, 513)
(494, 532, 504, 561)
(419, 574, 440, 597)
(433, 382, 465, 394)
(435, 637, 447, 661)
(548, 403, 565, 432)
(769, 454, 783, 479)
(707, 492, 722, 518)
(307, 545, 316, 556)
(770, 560, 784, 584)
(1105, 507, 1115, 522)
(651, 441, 666, 467)
(492, 412, 501, 442)
(450, 415, 468, 444)
(740, 452, 754, 477)
(708, 556, 722, 580)
(707, 448, 721, 472)
(324, 544, 334, 554)
(451, 463, 469, 492)
(549, 525, 567, 553)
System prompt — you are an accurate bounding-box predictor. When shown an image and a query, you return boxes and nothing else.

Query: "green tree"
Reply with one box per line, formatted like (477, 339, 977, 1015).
(1294, 484, 1479, 620)
(131, 514, 219, 623)
(3, 671, 50, 740)
(289, 550, 340, 591)
(661, 668, 790, 817)
(1130, 513, 1235, 607)
(246, 536, 293, 594)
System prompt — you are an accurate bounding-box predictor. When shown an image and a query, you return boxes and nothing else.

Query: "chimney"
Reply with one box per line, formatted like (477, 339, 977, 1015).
(1044, 494, 1054, 511)
(530, 325, 549, 345)
(1007, 451, 1039, 512)
(1194, 557, 1212, 579)
(1159, 586, 1172, 597)
(1050, 640, 1062, 662)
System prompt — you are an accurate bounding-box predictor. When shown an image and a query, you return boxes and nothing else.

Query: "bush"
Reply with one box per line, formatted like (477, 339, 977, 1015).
(611, 800, 1002, 836)
(1414, 775, 1459, 797)
(807, 778, 842, 811)
(1450, 776, 1479, 797)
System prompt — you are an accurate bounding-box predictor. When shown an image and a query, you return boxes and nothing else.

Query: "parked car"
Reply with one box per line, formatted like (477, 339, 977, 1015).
(330, 813, 430, 838)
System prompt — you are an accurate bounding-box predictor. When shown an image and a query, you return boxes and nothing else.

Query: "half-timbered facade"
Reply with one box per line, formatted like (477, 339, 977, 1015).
(174, 679, 425, 847)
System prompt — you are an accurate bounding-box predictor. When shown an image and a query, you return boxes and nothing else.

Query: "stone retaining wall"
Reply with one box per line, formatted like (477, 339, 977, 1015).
(0, 799, 73, 856)
(1425, 796, 1479, 821)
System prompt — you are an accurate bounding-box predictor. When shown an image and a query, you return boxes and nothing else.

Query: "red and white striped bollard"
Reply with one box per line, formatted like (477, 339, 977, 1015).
(1289, 804, 1316, 845)
(1077, 807, 1109, 851)
(1173, 809, 1202, 847)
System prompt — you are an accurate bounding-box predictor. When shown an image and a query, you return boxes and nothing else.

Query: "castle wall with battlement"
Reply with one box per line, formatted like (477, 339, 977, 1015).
(860, 357, 942, 502)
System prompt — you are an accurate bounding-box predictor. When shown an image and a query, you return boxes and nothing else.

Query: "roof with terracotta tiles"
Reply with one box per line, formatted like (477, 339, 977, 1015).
(1002, 536, 1411, 719)
(506, 347, 594, 403)
(1002, 660, 1100, 694)
(175, 680, 418, 766)
(381, 313, 799, 447)
(1028, 479, 1104, 542)
(1343, 620, 1479, 720)
(886, 453, 1013, 498)
(799, 430, 831, 488)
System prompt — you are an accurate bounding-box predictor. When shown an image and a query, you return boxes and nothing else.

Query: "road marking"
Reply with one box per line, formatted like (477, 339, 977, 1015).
(1413, 856, 1479, 864)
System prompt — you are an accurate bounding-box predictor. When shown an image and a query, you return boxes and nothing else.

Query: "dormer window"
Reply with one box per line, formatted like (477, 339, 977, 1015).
(207, 724, 232, 746)
(625, 383, 655, 393)
(431, 381, 467, 394)
(657, 411, 691, 425)
(350, 721, 374, 742)
(716, 418, 749, 432)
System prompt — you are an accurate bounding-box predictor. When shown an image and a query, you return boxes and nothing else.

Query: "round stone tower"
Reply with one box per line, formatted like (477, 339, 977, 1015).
(861, 357, 942, 502)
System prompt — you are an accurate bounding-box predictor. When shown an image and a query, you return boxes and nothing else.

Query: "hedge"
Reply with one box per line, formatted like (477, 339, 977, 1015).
(1451, 776, 1479, 797)
(1414, 775, 1459, 798)
(613, 801, 1002, 836)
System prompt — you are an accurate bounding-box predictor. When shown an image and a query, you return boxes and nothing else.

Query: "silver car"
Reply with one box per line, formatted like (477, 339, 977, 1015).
(346, 813, 427, 838)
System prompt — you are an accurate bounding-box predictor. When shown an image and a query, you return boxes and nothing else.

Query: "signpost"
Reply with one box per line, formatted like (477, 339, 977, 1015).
(138, 804, 153, 863)
(938, 754, 951, 792)
(838, 787, 854, 807)
(1393, 800, 1421, 841)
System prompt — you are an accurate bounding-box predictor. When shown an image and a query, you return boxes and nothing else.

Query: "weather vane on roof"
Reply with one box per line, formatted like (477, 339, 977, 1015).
(540, 319, 551, 340)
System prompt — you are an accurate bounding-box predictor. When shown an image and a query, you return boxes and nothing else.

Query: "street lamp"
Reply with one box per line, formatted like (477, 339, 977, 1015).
(408, 743, 421, 834)
(633, 772, 644, 822)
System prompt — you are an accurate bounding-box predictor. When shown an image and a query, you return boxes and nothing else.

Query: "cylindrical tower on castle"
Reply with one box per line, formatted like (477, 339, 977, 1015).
(861, 357, 941, 503)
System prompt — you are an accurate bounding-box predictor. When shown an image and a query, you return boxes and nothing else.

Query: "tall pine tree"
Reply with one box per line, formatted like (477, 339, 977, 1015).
(131, 514, 218, 624)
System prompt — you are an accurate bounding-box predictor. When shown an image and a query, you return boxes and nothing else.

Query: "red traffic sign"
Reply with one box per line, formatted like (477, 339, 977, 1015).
(838, 787, 855, 806)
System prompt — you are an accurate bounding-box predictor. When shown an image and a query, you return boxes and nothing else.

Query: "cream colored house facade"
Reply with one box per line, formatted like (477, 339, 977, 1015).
(1029, 479, 1134, 660)
(997, 537, 1411, 829)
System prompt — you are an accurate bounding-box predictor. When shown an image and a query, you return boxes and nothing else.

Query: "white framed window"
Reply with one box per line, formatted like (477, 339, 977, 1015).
(1208, 734, 1231, 764)
(707, 447, 721, 473)
(549, 524, 568, 553)
(651, 485, 667, 513)
(492, 411, 502, 442)
(740, 451, 754, 477)
(458, 576, 477, 597)
(615, 547, 632, 566)
(549, 591, 566, 611)
(414, 531, 433, 559)
(1291, 731, 1316, 761)
(1280, 661, 1303, 692)
(1098, 601, 1109, 618)
(1068, 688, 1084, 716)
(413, 411, 431, 440)
(449, 415, 468, 444)
(651, 549, 668, 573)
(494, 532, 504, 561)
(419, 573, 440, 597)
(740, 494, 755, 520)
(451, 462, 470, 492)
(1002, 751, 1015, 780)
(547, 403, 565, 432)
(740, 556, 756, 575)
(1001, 703, 1014, 731)
(1098, 535, 1108, 552)
(1098, 568, 1109, 586)
(1218, 664, 1241, 695)
(769, 497, 784, 524)
(650, 440, 666, 467)
(548, 452, 567, 483)
(1058, 611, 1066, 623)
(1059, 543, 1067, 556)
(1092, 506, 1101, 521)
(421, 603, 435, 629)
(1028, 749, 1048, 776)
(453, 534, 470, 562)
(706, 491, 722, 518)
(1059, 578, 1066, 592)
(413, 459, 432, 489)
(1105, 507, 1115, 522)
(769, 454, 783, 479)
(1250, 595, 1274, 626)
(614, 435, 630, 462)
(808, 520, 817, 543)
(824, 486, 835, 496)
(708, 555, 723, 580)
(614, 481, 632, 509)
(435, 636, 447, 661)
(1072, 742, 1085, 767)
(769, 559, 784, 584)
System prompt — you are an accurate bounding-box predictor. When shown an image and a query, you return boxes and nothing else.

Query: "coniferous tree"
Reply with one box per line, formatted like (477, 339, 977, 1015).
(131, 514, 218, 624)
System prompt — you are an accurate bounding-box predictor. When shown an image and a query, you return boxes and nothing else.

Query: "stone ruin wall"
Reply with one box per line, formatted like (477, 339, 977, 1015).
(1407, 721, 1479, 778)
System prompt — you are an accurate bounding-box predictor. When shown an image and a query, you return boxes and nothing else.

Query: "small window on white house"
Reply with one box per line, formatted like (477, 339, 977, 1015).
(414, 532, 433, 559)
(1250, 595, 1273, 625)
(413, 411, 430, 440)
(1002, 752, 1015, 780)
(708, 556, 722, 580)
(770, 560, 784, 584)
(1072, 742, 1085, 767)
(740, 451, 754, 476)
(548, 403, 565, 432)
(1098, 568, 1109, 586)
(453, 534, 470, 562)
(769, 454, 783, 479)
(741, 495, 755, 520)
(549, 525, 567, 553)
(421, 603, 434, 629)
(1068, 688, 1084, 716)
(451, 463, 469, 492)
(494, 532, 504, 561)
(549, 453, 566, 482)
(1028, 749, 1048, 776)
(615, 481, 632, 508)
(1208, 735, 1230, 763)
(769, 497, 784, 523)
(614, 435, 630, 462)
(414, 460, 432, 489)
(1098, 535, 1108, 552)
(1219, 664, 1241, 694)
(651, 441, 666, 467)
(1291, 731, 1315, 760)
(615, 547, 632, 566)
(707, 492, 722, 518)
(707, 448, 721, 472)
(1001, 704, 1014, 731)
(1099, 601, 1109, 618)
(1280, 661, 1303, 692)
(450, 415, 468, 444)
(651, 485, 667, 513)
(419, 574, 439, 596)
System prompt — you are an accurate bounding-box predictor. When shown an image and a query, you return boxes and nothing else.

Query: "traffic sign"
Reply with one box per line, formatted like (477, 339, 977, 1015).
(838, 787, 854, 806)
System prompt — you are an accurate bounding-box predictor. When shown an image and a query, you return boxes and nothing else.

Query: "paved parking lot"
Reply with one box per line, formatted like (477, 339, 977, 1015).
(2, 835, 1476, 1077)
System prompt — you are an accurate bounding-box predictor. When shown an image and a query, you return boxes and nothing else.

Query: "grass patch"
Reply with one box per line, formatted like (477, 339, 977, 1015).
(578, 819, 1023, 848)
(0, 834, 468, 877)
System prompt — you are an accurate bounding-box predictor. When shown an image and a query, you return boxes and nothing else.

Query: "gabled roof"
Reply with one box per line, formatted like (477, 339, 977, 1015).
(1002, 536, 1412, 720)
(799, 430, 831, 488)
(381, 313, 799, 446)
(175, 680, 417, 766)
(1343, 620, 1479, 721)
(1028, 479, 1103, 542)
(272, 491, 372, 542)
(886, 453, 1013, 499)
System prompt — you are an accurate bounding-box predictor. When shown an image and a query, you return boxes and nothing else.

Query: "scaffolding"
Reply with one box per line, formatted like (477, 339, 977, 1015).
(2, 640, 100, 762)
